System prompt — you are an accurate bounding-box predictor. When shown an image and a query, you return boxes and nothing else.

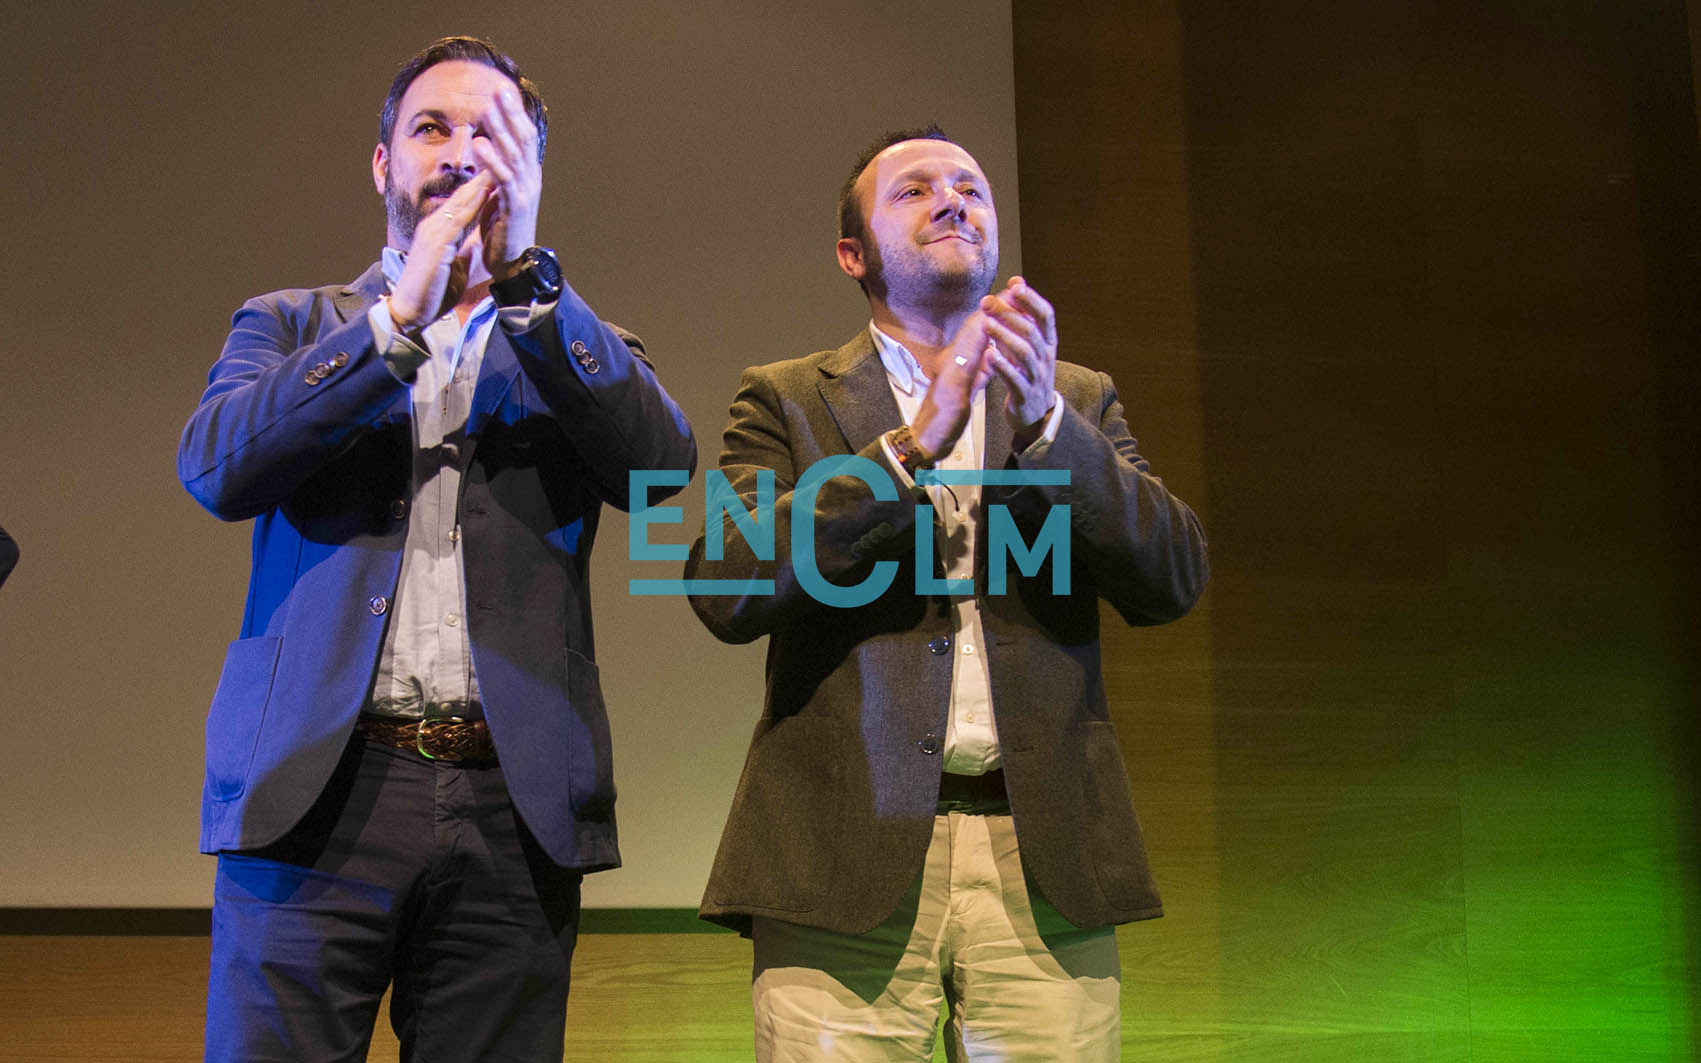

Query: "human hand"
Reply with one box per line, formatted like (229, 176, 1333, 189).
(386, 173, 496, 332)
(910, 313, 996, 461)
(471, 88, 543, 279)
(979, 276, 1058, 448)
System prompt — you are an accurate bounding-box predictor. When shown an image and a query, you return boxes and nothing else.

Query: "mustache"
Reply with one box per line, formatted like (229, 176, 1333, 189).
(919, 223, 981, 245)
(418, 173, 471, 204)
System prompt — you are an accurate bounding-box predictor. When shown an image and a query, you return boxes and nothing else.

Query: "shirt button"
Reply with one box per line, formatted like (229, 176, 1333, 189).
(965, 713, 976, 723)
(962, 643, 975, 655)
(927, 635, 951, 655)
(368, 596, 388, 615)
(445, 613, 460, 627)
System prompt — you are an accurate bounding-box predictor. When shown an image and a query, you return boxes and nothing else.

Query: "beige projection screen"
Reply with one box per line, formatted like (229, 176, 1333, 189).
(0, 1, 1020, 909)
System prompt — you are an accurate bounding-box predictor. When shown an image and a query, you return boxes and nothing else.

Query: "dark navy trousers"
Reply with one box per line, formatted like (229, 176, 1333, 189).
(206, 734, 582, 1062)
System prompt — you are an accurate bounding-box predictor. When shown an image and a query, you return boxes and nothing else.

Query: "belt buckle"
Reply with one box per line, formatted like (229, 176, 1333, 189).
(415, 715, 465, 762)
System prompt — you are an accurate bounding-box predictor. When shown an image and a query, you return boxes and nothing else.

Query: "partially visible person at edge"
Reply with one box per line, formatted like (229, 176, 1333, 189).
(685, 126, 1209, 1061)
(177, 36, 695, 1061)
(0, 524, 16, 587)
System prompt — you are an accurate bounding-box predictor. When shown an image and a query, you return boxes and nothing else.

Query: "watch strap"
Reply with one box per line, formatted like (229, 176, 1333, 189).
(886, 424, 935, 479)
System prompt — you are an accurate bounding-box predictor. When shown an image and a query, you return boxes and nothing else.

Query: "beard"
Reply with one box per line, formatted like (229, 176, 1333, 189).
(863, 224, 999, 308)
(384, 171, 471, 246)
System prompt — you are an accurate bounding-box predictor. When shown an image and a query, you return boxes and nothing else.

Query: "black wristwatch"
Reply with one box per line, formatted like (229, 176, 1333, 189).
(490, 246, 563, 307)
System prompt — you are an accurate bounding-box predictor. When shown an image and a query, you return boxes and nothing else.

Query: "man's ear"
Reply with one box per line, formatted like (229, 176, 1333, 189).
(836, 236, 866, 282)
(371, 143, 389, 196)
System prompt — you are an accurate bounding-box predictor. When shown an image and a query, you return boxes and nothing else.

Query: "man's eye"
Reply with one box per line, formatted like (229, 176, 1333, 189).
(961, 187, 982, 197)
(415, 123, 445, 137)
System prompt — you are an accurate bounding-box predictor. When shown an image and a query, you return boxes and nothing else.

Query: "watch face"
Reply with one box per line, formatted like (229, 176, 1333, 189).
(532, 247, 562, 289)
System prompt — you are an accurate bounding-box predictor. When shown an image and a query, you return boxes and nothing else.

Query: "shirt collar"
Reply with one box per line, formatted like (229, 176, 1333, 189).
(869, 322, 931, 397)
(380, 246, 407, 288)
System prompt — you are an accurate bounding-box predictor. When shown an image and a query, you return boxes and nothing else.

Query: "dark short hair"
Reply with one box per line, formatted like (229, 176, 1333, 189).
(837, 124, 955, 244)
(379, 36, 548, 162)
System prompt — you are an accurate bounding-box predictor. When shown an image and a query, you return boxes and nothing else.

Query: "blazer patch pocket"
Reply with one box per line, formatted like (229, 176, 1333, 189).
(204, 636, 281, 801)
(713, 716, 843, 914)
(564, 647, 616, 821)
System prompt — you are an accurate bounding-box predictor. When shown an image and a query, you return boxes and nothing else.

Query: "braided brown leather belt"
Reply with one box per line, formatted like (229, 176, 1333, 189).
(356, 714, 497, 764)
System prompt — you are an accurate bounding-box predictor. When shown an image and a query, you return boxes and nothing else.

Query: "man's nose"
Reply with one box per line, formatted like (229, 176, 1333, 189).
(442, 126, 478, 174)
(933, 187, 967, 222)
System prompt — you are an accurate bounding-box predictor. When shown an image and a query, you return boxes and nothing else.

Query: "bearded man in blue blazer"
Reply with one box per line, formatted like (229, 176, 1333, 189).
(179, 36, 695, 1061)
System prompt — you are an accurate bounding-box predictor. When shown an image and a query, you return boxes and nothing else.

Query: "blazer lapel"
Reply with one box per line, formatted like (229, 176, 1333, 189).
(336, 257, 519, 440)
(333, 261, 387, 323)
(983, 376, 1013, 471)
(817, 331, 904, 455)
(466, 324, 522, 443)
(815, 331, 1021, 468)
(333, 262, 412, 423)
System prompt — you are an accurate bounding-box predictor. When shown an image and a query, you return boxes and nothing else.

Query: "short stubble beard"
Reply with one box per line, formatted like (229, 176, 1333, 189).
(863, 229, 999, 313)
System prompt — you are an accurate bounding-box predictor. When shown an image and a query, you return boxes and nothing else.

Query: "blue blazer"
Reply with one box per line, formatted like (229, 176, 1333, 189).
(179, 263, 696, 870)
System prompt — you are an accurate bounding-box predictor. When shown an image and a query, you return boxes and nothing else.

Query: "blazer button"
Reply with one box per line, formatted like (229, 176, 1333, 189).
(390, 499, 407, 519)
(368, 595, 388, 615)
(304, 371, 321, 386)
(331, 352, 349, 368)
(927, 634, 952, 655)
(918, 733, 940, 755)
(570, 339, 600, 374)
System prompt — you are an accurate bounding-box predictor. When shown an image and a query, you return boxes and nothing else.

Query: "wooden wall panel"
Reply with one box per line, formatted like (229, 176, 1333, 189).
(1015, 0, 1699, 1057)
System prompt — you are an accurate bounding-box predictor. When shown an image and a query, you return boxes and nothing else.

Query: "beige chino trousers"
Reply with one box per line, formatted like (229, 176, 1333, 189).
(752, 811, 1121, 1061)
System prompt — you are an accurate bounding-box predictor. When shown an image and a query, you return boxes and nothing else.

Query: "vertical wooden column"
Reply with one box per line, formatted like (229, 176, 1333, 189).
(1012, 0, 1224, 1041)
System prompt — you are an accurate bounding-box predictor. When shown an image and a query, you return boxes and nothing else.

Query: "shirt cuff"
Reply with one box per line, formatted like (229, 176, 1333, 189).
(368, 297, 430, 382)
(497, 296, 559, 334)
(1017, 391, 1067, 458)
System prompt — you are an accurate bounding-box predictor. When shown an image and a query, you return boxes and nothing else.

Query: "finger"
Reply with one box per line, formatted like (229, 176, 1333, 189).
(476, 186, 502, 230)
(471, 139, 517, 189)
(500, 88, 539, 160)
(944, 341, 988, 387)
(1003, 277, 1058, 346)
(429, 173, 494, 226)
(980, 292, 1047, 356)
(988, 347, 1039, 403)
(989, 345, 1036, 392)
(481, 89, 534, 172)
(981, 313, 1042, 375)
(475, 111, 523, 176)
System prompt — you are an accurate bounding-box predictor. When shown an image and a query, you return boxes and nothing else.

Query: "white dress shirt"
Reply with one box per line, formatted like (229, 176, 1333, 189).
(361, 247, 551, 719)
